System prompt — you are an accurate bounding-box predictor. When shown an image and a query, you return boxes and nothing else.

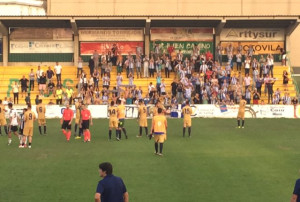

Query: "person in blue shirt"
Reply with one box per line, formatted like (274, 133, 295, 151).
(95, 162, 129, 202)
(291, 178, 300, 202)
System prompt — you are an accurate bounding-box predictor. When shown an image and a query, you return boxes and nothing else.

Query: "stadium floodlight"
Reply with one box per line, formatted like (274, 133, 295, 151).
(0, 0, 44, 7)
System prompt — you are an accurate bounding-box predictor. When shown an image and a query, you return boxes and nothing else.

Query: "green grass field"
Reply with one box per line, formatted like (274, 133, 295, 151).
(0, 118, 299, 202)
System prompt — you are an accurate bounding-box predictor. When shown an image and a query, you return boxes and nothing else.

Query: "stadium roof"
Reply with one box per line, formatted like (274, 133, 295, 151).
(0, 16, 298, 30)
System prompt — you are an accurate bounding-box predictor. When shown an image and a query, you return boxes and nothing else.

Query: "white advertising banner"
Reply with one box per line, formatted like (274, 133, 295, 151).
(220, 28, 285, 42)
(10, 41, 74, 53)
(6, 104, 296, 119)
(151, 28, 213, 42)
(189, 104, 294, 118)
(79, 29, 144, 42)
(10, 105, 108, 119)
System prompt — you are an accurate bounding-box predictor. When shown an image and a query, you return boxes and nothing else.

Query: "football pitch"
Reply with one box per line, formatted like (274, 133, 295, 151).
(0, 118, 299, 202)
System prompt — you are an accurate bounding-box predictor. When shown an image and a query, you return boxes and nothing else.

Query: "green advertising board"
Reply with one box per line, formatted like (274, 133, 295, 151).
(150, 41, 213, 56)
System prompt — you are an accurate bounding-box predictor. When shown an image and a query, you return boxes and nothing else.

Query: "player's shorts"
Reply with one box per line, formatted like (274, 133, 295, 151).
(82, 120, 90, 130)
(118, 119, 125, 127)
(39, 84, 46, 91)
(0, 118, 7, 126)
(38, 118, 46, 125)
(139, 118, 147, 127)
(9, 125, 18, 132)
(154, 133, 166, 143)
(109, 118, 118, 128)
(183, 118, 192, 127)
(23, 127, 33, 137)
(61, 120, 71, 130)
(237, 111, 245, 119)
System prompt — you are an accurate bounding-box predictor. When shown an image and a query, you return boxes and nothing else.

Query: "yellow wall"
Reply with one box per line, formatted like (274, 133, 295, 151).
(46, 0, 300, 67)
(48, 0, 300, 16)
(290, 26, 300, 67)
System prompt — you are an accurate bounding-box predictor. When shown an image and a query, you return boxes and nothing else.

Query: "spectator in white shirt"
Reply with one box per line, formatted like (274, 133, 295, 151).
(54, 62, 62, 84)
(36, 65, 44, 85)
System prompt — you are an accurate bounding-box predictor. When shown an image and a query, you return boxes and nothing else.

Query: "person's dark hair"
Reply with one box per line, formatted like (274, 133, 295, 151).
(158, 108, 163, 114)
(27, 104, 32, 109)
(99, 162, 113, 175)
(8, 103, 13, 108)
(39, 99, 43, 104)
(117, 99, 121, 104)
(186, 100, 189, 105)
(111, 101, 114, 106)
(0, 100, 2, 104)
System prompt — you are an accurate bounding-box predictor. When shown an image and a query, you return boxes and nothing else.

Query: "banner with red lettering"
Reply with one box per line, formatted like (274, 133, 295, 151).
(80, 42, 144, 55)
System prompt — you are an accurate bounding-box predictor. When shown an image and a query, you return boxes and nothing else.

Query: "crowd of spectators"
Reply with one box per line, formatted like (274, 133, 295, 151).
(9, 42, 297, 106)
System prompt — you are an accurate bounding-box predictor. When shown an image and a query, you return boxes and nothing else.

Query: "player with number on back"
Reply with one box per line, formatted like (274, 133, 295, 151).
(7, 103, 19, 145)
(81, 104, 93, 142)
(19, 105, 36, 148)
(74, 99, 82, 139)
(0, 99, 8, 136)
(117, 99, 127, 140)
(36, 99, 46, 135)
(182, 101, 192, 137)
(61, 103, 73, 142)
(108, 101, 118, 141)
(237, 95, 247, 129)
(136, 100, 148, 138)
(151, 108, 167, 156)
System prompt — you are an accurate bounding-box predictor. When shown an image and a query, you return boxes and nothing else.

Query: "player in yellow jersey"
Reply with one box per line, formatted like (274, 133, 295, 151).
(237, 95, 247, 128)
(151, 108, 167, 156)
(117, 99, 127, 139)
(36, 99, 46, 135)
(182, 101, 192, 137)
(152, 100, 165, 117)
(19, 105, 36, 148)
(136, 100, 148, 137)
(0, 99, 8, 135)
(74, 99, 83, 139)
(108, 101, 119, 140)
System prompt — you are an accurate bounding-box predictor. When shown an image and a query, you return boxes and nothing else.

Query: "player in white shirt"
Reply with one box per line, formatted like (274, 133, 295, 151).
(7, 103, 20, 145)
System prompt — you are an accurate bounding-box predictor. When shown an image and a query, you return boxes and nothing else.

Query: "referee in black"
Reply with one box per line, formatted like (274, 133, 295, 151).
(95, 162, 129, 202)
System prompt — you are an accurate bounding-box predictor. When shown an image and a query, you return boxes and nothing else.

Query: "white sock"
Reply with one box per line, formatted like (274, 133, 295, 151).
(19, 135, 22, 144)
(25, 137, 28, 144)
(8, 138, 12, 144)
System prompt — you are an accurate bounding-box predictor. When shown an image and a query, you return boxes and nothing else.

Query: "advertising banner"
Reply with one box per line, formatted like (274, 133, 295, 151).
(151, 28, 213, 42)
(10, 28, 73, 40)
(79, 29, 144, 42)
(80, 42, 144, 55)
(7, 104, 296, 119)
(220, 28, 285, 42)
(10, 105, 108, 119)
(220, 41, 283, 55)
(150, 41, 213, 55)
(10, 41, 74, 53)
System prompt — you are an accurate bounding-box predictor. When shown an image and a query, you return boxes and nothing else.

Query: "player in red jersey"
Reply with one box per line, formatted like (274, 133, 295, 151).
(80, 104, 93, 142)
(60, 103, 74, 141)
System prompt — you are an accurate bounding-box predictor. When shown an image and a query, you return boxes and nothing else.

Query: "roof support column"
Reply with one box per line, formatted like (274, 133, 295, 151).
(0, 21, 8, 66)
(214, 19, 226, 63)
(285, 19, 300, 69)
(144, 19, 151, 57)
(71, 19, 79, 65)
